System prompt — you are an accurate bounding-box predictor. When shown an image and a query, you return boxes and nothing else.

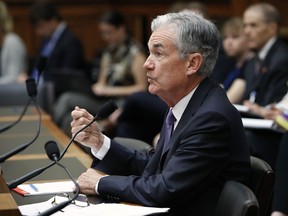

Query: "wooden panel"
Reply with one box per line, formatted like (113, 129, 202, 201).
(4, 0, 288, 62)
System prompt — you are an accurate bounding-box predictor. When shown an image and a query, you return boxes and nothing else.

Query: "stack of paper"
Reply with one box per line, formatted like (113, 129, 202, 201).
(19, 196, 170, 216)
(13, 181, 75, 196)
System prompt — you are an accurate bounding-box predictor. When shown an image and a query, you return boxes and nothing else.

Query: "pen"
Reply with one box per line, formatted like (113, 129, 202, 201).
(29, 184, 39, 192)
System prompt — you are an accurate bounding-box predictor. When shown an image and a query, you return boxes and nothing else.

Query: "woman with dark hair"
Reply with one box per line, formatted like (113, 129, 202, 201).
(53, 11, 147, 136)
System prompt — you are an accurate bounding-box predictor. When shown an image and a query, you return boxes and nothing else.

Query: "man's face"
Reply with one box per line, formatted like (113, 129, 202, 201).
(243, 9, 273, 51)
(143, 26, 190, 104)
(34, 20, 56, 38)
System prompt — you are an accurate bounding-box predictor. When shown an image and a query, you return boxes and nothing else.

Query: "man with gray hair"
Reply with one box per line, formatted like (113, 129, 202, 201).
(71, 10, 250, 215)
(241, 3, 288, 171)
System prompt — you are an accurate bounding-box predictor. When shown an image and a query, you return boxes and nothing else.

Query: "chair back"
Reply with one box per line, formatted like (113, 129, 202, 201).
(0, 82, 55, 115)
(214, 180, 259, 216)
(113, 137, 153, 153)
(249, 156, 274, 216)
(0, 83, 29, 106)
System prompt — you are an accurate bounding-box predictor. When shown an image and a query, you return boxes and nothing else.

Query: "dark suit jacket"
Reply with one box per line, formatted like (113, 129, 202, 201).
(43, 27, 85, 72)
(40, 26, 86, 97)
(93, 78, 251, 216)
(243, 38, 288, 106)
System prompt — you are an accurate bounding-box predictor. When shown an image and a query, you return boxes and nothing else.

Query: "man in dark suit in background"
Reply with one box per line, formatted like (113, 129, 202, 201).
(29, 0, 86, 98)
(241, 3, 288, 169)
(71, 10, 250, 216)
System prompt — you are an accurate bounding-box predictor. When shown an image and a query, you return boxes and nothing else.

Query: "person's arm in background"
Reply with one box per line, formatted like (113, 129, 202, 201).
(243, 101, 283, 120)
(92, 52, 147, 97)
(226, 78, 246, 104)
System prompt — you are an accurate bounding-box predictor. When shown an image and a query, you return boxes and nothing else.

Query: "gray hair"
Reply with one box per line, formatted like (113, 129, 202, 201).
(246, 3, 280, 26)
(151, 10, 219, 77)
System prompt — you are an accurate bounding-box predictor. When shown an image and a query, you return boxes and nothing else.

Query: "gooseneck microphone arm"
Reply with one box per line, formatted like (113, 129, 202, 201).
(0, 98, 42, 163)
(0, 98, 32, 133)
(6, 100, 118, 189)
(58, 99, 118, 161)
(38, 141, 80, 216)
(0, 78, 37, 133)
(7, 161, 55, 189)
(39, 162, 80, 216)
(0, 56, 46, 134)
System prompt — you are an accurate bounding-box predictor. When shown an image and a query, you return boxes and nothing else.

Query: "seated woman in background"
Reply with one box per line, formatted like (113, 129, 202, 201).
(0, 1, 28, 84)
(53, 10, 147, 136)
(220, 17, 253, 104)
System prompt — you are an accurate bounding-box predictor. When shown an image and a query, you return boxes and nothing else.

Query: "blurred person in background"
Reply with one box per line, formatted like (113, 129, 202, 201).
(220, 17, 253, 104)
(0, 1, 27, 84)
(53, 10, 147, 137)
(241, 3, 288, 170)
(29, 0, 86, 98)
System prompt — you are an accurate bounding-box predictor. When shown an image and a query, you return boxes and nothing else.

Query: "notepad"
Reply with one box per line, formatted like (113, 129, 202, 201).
(12, 180, 75, 196)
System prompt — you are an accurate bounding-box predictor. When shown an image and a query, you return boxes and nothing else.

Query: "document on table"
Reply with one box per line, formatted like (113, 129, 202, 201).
(233, 104, 249, 113)
(12, 180, 75, 196)
(241, 118, 275, 129)
(19, 196, 170, 216)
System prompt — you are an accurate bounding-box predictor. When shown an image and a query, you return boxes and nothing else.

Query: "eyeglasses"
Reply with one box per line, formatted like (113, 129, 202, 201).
(51, 193, 90, 208)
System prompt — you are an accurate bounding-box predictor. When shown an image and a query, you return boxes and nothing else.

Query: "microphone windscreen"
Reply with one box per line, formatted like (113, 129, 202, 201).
(45, 141, 60, 161)
(36, 56, 47, 75)
(95, 100, 118, 120)
(25, 78, 37, 97)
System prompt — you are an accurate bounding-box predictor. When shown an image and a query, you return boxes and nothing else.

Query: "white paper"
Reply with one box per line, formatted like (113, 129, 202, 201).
(233, 104, 249, 112)
(19, 196, 170, 216)
(241, 118, 275, 129)
(17, 181, 74, 196)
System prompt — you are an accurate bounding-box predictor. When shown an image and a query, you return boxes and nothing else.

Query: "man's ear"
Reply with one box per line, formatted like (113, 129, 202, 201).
(186, 53, 202, 75)
(268, 22, 278, 36)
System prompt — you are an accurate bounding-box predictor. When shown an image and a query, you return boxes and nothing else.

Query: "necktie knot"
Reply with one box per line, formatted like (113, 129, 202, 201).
(161, 109, 176, 156)
(166, 109, 176, 126)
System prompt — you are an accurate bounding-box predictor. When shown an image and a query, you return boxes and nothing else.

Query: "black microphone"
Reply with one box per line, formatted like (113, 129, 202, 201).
(0, 100, 42, 163)
(0, 55, 46, 134)
(7, 161, 55, 189)
(6, 100, 118, 189)
(0, 79, 37, 133)
(58, 99, 118, 160)
(38, 141, 80, 216)
(7, 140, 59, 189)
(45, 140, 60, 161)
(26, 78, 38, 98)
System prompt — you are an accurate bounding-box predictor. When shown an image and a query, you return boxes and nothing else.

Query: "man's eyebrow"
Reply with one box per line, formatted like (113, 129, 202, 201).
(153, 43, 164, 49)
(148, 42, 164, 49)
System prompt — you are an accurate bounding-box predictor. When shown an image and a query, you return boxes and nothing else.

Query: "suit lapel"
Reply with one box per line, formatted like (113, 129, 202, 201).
(159, 78, 215, 170)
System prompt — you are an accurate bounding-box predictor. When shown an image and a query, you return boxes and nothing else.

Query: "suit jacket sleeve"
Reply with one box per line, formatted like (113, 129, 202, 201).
(97, 111, 232, 208)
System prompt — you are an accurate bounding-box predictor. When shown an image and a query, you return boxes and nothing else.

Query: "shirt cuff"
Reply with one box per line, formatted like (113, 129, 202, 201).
(95, 175, 106, 195)
(91, 135, 111, 160)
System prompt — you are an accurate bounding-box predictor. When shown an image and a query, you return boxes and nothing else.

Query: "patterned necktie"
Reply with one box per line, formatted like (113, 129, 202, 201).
(162, 109, 176, 155)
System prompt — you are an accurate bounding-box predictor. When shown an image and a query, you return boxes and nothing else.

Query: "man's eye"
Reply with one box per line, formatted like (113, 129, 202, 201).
(154, 52, 162, 57)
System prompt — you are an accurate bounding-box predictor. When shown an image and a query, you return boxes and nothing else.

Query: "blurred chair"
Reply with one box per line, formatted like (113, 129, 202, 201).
(214, 180, 259, 216)
(249, 156, 274, 216)
(113, 137, 153, 153)
(0, 82, 55, 115)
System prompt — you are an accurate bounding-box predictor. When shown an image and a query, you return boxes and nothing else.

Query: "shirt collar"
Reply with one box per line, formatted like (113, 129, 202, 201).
(258, 37, 277, 61)
(171, 85, 199, 128)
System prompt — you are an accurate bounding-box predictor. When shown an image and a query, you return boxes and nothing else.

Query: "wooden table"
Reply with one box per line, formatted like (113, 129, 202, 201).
(0, 105, 93, 213)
